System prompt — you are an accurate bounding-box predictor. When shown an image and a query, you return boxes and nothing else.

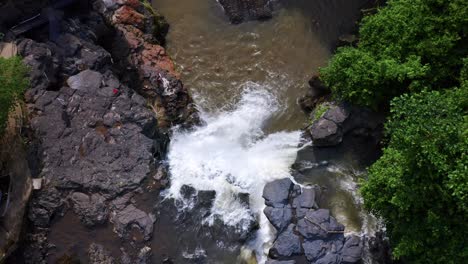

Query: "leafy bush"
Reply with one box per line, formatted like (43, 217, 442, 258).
(320, 0, 467, 109)
(361, 84, 468, 262)
(0, 56, 28, 136)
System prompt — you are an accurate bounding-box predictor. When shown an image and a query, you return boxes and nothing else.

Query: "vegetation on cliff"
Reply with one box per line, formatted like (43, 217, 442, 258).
(320, 0, 468, 262)
(320, 0, 467, 109)
(0, 56, 28, 136)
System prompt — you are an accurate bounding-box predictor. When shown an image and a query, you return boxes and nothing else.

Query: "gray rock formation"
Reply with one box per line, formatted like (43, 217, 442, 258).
(263, 179, 363, 263)
(218, 0, 273, 24)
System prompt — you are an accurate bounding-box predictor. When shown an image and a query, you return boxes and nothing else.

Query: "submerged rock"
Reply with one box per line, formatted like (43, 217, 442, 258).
(88, 243, 115, 264)
(218, 0, 273, 24)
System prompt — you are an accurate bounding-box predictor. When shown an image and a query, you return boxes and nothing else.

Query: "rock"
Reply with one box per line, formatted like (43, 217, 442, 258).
(66, 70, 103, 91)
(136, 246, 152, 264)
(297, 209, 344, 239)
(265, 260, 296, 264)
(323, 105, 350, 124)
(292, 187, 318, 209)
(310, 118, 343, 146)
(264, 206, 292, 232)
(88, 243, 115, 264)
(263, 178, 293, 207)
(112, 5, 145, 29)
(303, 239, 344, 263)
(111, 204, 155, 241)
(218, 0, 273, 24)
(70, 192, 108, 226)
(308, 75, 330, 97)
(342, 235, 363, 263)
(28, 187, 64, 227)
(269, 224, 302, 258)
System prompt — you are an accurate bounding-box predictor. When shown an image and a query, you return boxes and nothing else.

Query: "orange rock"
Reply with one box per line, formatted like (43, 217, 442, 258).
(113, 6, 145, 29)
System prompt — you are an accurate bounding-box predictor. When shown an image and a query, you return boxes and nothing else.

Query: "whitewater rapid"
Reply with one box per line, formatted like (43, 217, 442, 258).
(166, 84, 302, 261)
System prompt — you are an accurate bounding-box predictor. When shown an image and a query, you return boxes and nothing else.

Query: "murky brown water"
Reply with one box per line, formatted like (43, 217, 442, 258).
(154, 0, 376, 234)
(154, 0, 333, 132)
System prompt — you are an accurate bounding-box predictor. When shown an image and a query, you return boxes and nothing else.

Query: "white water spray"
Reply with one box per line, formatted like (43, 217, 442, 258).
(166, 84, 301, 261)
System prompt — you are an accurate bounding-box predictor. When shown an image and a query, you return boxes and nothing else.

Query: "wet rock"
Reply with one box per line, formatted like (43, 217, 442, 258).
(113, 5, 145, 29)
(269, 224, 301, 258)
(70, 192, 108, 226)
(265, 260, 296, 264)
(297, 209, 345, 239)
(342, 235, 363, 263)
(218, 0, 273, 24)
(111, 204, 155, 241)
(299, 75, 330, 113)
(136, 246, 152, 264)
(303, 239, 344, 263)
(88, 243, 115, 264)
(263, 178, 293, 207)
(28, 187, 64, 227)
(292, 187, 318, 209)
(264, 206, 292, 232)
(310, 118, 343, 146)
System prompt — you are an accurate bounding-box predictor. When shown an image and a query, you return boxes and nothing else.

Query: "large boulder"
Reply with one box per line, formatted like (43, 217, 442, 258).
(269, 224, 302, 258)
(263, 178, 293, 207)
(218, 0, 273, 24)
(264, 206, 292, 232)
(297, 209, 345, 239)
(309, 118, 343, 146)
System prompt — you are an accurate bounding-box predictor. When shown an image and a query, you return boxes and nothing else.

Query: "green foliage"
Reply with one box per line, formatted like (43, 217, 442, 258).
(0, 56, 28, 136)
(312, 103, 330, 123)
(361, 86, 468, 263)
(320, 0, 468, 108)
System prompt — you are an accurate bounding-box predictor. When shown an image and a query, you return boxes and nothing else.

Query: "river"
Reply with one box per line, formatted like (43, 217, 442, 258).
(151, 0, 378, 263)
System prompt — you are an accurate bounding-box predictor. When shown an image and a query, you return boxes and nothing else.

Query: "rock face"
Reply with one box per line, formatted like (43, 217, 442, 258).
(95, 0, 198, 128)
(9, 1, 197, 263)
(218, 0, 273, 24)
(264, 179, 364, 263)
(307, 103, 383, 147)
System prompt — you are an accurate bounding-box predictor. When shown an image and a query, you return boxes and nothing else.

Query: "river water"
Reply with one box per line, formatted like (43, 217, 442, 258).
(152, 0, 378, 263)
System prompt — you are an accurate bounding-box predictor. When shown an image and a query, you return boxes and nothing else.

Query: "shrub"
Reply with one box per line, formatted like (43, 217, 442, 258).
(360, 85, 468, 263)
(0, 56, 28, 136)
(320, 0, 467, 109)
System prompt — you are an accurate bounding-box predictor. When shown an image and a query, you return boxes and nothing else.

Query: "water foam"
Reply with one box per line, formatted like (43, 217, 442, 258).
(166, 84, 301, 261)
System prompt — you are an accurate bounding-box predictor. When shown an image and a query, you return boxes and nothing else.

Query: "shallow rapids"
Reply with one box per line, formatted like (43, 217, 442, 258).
(166, 85, 301, 261)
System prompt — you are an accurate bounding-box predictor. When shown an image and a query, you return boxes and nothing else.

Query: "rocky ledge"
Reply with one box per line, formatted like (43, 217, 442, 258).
(4, 0, 197, 262)
(263, 178, 363, 264)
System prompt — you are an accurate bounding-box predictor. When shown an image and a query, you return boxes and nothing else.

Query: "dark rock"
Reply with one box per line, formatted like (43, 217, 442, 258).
(269, 224, 301, 258)
(218, 0, 272, 24)
(110, 204, 155, 241)
(303, 239, 344, 263)
(88, 243, 115, 264)
(309, 118, 343, 146)
(70, 192, 108, 226)
(297, 209, 344, 239)
(316, 253, 339, 264)
(263, 178, 293, 207)
(292, 187, 318, 209)
(308, 75, 330, 97)
(264, 206, 292, 232)
(342, 235, 363, 263)
(265, 260, 296, 264)
(136, 246, 152, 264)
(28, 187, 64, 227)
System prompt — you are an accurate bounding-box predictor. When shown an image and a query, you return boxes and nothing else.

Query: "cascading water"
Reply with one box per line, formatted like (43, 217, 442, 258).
(166, 83, 302, 261)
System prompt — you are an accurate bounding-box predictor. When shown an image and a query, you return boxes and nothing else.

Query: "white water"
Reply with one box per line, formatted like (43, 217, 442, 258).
(166, 83, 302, 262)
